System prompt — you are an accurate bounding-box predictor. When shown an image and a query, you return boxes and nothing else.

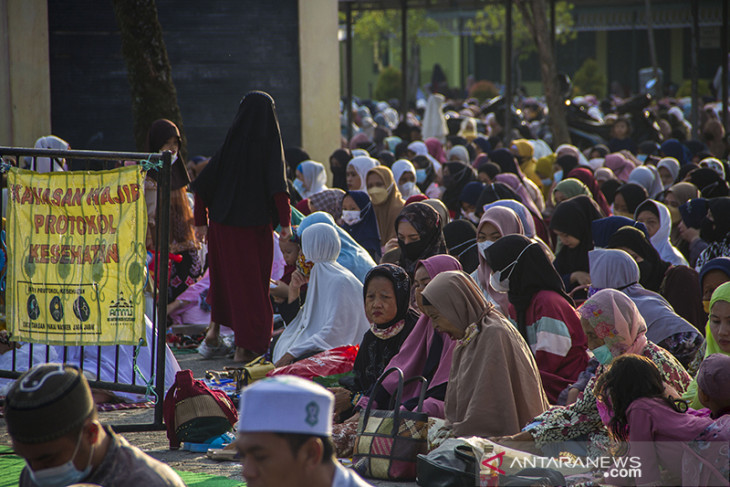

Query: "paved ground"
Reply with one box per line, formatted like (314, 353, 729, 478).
(0, 349, 412, 486)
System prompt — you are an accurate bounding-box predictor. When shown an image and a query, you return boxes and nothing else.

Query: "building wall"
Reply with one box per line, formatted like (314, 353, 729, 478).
(47, 0, 303, 157)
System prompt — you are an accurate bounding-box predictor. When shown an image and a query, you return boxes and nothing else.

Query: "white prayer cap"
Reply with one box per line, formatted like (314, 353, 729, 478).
(238, 375, 334, 436)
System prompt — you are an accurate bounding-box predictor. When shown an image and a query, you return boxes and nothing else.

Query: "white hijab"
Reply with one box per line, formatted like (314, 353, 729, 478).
(635, 200, 688, 266)
(422, 93, 448, 142)
(298, 160, 329, 199)
(391, 159, 421, 199)
(347, 156, 378, 191)
(26, 135, 68, 173)
(408, 141, 442, 173)
(273, 223, 369, 362)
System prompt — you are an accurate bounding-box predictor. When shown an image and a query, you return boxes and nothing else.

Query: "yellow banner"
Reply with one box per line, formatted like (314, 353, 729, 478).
(6, 166, 148, 345)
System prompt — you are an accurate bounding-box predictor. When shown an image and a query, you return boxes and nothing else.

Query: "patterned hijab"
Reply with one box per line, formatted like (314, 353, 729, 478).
(395, 202, 447, 277)
(363, 264, 412, 329)
(578, 288, 648, 358)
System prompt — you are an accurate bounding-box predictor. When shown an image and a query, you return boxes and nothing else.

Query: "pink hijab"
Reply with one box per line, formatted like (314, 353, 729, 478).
(604, 153, 635, 182)
(425, 137, 447, 164)
(476, 207, 524, 315)
(577, 288, 648, 357)
(494, 173, 541, 216)
(378, 254, 461, 418)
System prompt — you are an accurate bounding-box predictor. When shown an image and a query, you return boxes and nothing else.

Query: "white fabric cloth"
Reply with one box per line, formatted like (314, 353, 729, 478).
(238, 375, 334, 436)
(298, 160, 329, 199)
(0, 344, 59, 396)
(408, 141, 442, 174)
(347, 156, 379, 191)
(59, 315, 181, 403)
(26, 135, 68, 173)
(333, 462, 374, 487)
(639, 200, 688, 266)
(273, 223, 369, 362)
(391, 159, 422, 199)
(422, 93, 448, 143)
(657, 157, 680, 189)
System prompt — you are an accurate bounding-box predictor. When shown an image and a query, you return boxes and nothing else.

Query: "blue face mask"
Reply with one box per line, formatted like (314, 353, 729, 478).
(416, 169, 427, 184)
(293, 179, 306, 196)
(636, 154, 648, 163)
(591, 344, 614, 365)
(27, 430, 94, 487)
(553, 169, 564, 182)
(540, 178, 553, 187)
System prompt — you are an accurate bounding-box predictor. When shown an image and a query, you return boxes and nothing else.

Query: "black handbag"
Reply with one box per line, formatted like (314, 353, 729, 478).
(416, 439, 479, 487)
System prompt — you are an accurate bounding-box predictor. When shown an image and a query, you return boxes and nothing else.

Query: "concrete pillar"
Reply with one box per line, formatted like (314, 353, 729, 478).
(298, 0, 340, 183)
(0, 0, 51, 147)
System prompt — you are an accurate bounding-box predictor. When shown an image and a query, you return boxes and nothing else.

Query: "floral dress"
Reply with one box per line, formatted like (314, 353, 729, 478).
(529, 341, 692, 455)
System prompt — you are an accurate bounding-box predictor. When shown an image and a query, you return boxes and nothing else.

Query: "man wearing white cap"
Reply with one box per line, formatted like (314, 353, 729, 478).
(236, 376, 372, 487)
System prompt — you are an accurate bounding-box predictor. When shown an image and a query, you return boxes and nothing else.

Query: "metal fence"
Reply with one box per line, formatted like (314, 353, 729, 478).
(0, 146, 172, 432)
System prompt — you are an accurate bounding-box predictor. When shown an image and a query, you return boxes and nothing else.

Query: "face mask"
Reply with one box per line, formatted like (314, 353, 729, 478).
(636, 154, 648, 163)
(28, 430, 93, 487)
(465, 212, 479, 224)
(490, 270, 510, 293)
(591, 344, 614, 365)
(400, 238, 430, 261)
(668, 205, 681, 225)
(293, 179, 306, 196)
(416, 169, 427, 184)
(553, 169, 564, 182)
(703, 300, 711, 314)
(400, 181, 416, 196)
(341, 210, 361, 226)
(541, 177, 553, 187)
(477, 239, 494, 258)
(368, 185, 390, 205)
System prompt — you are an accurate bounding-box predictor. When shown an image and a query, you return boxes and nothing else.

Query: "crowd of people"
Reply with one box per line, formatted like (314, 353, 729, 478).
(5, 86, 730, 485)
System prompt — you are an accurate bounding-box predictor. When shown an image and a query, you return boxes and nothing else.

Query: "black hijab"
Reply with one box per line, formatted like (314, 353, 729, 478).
(701, 197, 730, 243)
(395, 203, 447, 277)
(329, 148, 351, 190)
(441, 161, 478, 212)
(443, 219, 479, 274)
(191, 91, 289, 227)
(616, 183, 649, 214)
(489, 148, 522, 176)
(485, 234, 573, 338)
(688, 168, 730, 198)
(474, 182, 521, 217)
(353, 264, 418, 394)
(600, 179, 622, 205)
(145, 119, 191, 191)
(555, 154, 580, 175)
(606, 226, 671, 292)
(550, 195, 603, 276)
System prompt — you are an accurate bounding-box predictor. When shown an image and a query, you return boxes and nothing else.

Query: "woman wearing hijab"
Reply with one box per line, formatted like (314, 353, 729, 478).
(660, 138, 690, 165)
(192, 92, 291, 363)
(567, 167, 613, 216)
(696, 197, 730, 271)
(295, 160, 328, 199)
(553, 154, 579, 181)
(391, 159, 422, 199)
(594, 167, 616, 185)
(341, 191, 382, 261)
(346, 155, 378, 192)
(484, 235, 589, 402)
(629, 165, 664, 199)
(613, 182, 649, 218)
(329, 148, 351, 190)
(412, 155, 441, 199)
(298, 211, 376, 283)
(495, 172, 544, 215)
(457, 181, 485, 224)
(422, 94, 448, 143)
(604, 152, 635, 182)
(700, 258, 730, 311)
(683, 281, 730, 409)
(394, 202, 447, 277)
(686, 167, 729, 198)
(665, 182, 700, 253)
(550, 195, 604, 290)
(447, 145, 470, 166)
(552, 178, 591, 205)
(441, 161, 478, 215)
(475, 182, 522, 217)
(144, 119, 202, 303)
(634, 199, 688, 266)
(424, 137, 448, 164)
(491, 148, 545, 212)
(679, 197, 710, 267)
(308, 188, 345, 222)
(272, 223, 370, 367)
(606, 225, 704, 331)
(512, 138, 543, 191)
(443, 219, 478, 274)
(495, 289, 691, 457)
(408, 140, 442, 174)
(284, 147, 310, 181)
(589, 249, 704, 367)
(421, 270, 550, 437)
(366, 166, 405, 247)
(590, 216, 648, 248)
(657, 157, 680, 190)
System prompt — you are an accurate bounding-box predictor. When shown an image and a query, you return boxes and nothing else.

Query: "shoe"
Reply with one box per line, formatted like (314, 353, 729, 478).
(197, 338, 233, 359)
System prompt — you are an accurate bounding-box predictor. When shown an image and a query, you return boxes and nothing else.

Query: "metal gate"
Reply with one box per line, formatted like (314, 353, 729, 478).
(0, 146, 172, 432)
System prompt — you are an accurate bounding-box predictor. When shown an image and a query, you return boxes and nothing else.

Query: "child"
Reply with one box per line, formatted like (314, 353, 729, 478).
(697, 353, 730, 419)
(269, 227, 306, 325)
(608, 116, 637, 154)
(595, 354, 728, 485)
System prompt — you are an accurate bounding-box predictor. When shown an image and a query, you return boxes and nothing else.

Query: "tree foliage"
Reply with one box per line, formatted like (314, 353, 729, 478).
(467, 1, 576, 59)
(375, 66, 403, 101)
(573, 58, 607, 98)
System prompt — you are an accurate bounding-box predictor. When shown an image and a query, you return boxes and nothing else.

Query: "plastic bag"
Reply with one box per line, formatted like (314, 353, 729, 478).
(267, 345, 359, 379)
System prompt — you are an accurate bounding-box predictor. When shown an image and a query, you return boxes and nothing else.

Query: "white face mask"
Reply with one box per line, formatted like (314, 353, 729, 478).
(400, 181, 416, 196)
(466, 212, 479, 224)
(490, 270, 510, 293)
(477, 239, 493, 258)
(341, 210, 362, 226)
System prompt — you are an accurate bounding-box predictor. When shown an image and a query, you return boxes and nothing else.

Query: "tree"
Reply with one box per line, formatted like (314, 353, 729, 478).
(573, 58, 607, 98)
(112, 0, 186, 156)
(469, 1, 574, 145)
(353, 9, 440, 101)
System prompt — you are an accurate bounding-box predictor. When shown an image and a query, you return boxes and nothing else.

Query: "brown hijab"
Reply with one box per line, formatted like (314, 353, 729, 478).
(367, 166, 405, 246)
(421, 271, 549, 437)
